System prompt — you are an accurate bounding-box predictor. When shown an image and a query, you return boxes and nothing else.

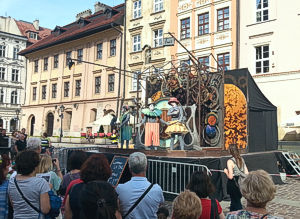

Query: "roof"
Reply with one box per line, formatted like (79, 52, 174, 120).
(16, 20, 51, 44)
(19, 3, 125, 56)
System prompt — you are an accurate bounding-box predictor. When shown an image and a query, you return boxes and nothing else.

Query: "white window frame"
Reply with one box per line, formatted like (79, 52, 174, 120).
(0, 45, 6, 57)
(255, 45, 269, 74)
(13, 47, 19, 60)
(11, 91, 18, 104)
(133, 34, 141, 52)
(29, 32, 38, 40)
(256, 0, 269, 22)
(132, 71, 141, 91)
(0, 67, 5, 80)
(153, 29, 163, 47)
(154, 0, 163, 13)
(0, 89, 4, 103)
(133, 0, 142, 19)
(12, 69, 19, 82)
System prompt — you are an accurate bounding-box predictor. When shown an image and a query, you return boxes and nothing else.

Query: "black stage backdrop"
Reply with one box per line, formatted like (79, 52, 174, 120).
(67, 150, 283, 201)
(225, 69, 278, 152)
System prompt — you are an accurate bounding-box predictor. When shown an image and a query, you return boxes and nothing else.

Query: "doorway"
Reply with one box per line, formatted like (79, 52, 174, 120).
(30, 116, 35, 136)
(46, 113, 54, 136)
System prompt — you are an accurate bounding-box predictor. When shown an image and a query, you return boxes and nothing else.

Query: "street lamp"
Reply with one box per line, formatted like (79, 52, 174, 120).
(58, 105, 65, 142)
(15, 109, 20, 131)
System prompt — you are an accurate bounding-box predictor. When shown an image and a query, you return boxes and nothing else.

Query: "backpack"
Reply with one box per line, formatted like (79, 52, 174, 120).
(45, 190, 62, 219)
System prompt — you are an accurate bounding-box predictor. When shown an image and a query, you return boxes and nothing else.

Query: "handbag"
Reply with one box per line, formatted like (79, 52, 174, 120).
(230, 158, 246, 188)
(14, 177, 61, 219)
(122, 183, 154, 219)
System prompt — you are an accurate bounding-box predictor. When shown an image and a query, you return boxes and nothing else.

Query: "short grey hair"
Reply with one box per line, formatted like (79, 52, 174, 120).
(27, 138, 41, 151)
(129, 152, 147, 174)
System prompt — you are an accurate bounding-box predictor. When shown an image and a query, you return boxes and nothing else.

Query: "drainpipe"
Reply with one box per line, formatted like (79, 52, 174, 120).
(122, 1, 127, 110)
(236, 0, 240, 69)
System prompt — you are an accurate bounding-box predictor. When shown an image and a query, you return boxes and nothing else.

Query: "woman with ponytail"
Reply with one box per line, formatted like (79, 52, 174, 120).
(224, 144, 249, 211)
(79, 181, 121, 219)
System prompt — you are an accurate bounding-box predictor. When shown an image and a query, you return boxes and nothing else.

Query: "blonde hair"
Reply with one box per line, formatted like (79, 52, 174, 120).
(172, 190, 202, 219)
(241, 170, 276, 208)
(36, 154, 53, 173)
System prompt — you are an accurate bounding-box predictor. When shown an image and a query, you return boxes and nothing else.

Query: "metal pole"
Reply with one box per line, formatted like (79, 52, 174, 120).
(122, 0, 127, 111)
(60, 112, 63, 143)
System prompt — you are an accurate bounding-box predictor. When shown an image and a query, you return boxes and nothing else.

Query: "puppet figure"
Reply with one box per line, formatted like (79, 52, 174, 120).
(165, 97, 188, 150)
(119, 105, 132, 149)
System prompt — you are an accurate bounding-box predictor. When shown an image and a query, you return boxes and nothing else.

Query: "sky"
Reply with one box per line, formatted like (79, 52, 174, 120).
(0, 0, 124, 29)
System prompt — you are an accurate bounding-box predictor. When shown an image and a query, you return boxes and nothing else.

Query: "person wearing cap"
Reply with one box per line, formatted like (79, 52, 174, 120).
(119, 105, 132, 149)
(165, 97, 188, 150)
(138, 99, 168, 150)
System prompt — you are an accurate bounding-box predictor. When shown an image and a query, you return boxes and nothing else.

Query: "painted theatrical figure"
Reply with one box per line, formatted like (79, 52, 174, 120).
(165, 97, 188, 150)
(119, 105, 132, 149)
(138, 100, 168, 149)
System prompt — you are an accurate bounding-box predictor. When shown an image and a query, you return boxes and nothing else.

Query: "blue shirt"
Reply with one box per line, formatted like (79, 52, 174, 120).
(0, 180, 9, 219)
(116, 177, 164, 219)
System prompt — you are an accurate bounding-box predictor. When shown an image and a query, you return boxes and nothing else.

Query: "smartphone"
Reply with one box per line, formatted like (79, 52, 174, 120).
(52, 159, 56, 163)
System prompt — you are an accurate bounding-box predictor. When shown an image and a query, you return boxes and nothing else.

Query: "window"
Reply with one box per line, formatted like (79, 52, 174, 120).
(77, 49, 83, 63)
(13, 47, 19, 60)
(180, 18, 190, 39)
(255, 45, 269, 74)
(66, 51, 72, 66)
(132, 71, 141, 91)
(29, 32, 38, 40)
(12, 69, 19, 82)
(54, 55, 59, 68)
(256, 0, 269, 22)
(154, 0, 163, 12)
(0, 90, 3, 103)
(133, 0, 142, 19)
(32, 87, 37, 101)
(52, 84, 57, 98)
(96, 43, 103, 59)
(44, 57, 48, 71)
(95, 76, 101, 94)
(108, 74, 115, 92)
(34, 60, 39, 72)
(11, 91, 18, 104)
(133, 35, 141, 52)
(64, 82, 70, 97)
(75, 80, 81, 96)
(153, 29, 163, 47)
(42, 85, 47, 100)
(0, 45, 6, 57)
(0, 67, 5, 80)
(110, 39, 116, 56)
(217, 53, 230, 70)
(198, 13, 209, 35)
(198, 56, 209, 67)
(217, 7, 229, 31)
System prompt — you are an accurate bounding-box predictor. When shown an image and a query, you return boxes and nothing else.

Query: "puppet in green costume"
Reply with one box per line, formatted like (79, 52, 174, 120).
(119, 105, 132, 149)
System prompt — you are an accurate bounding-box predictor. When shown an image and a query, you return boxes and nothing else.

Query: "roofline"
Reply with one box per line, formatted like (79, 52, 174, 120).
(19, 15, 124, 56)
(0, 30, 28, 41)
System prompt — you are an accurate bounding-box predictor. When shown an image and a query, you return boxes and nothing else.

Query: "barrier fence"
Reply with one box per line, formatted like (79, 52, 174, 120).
(147, 159, 210, 195)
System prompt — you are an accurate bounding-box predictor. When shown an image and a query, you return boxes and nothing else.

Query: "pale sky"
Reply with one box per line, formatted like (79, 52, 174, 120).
(0, 0, 124, 29)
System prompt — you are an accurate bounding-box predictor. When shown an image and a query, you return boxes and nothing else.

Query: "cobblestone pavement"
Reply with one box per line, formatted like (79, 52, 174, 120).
(164, 178, 300, 219)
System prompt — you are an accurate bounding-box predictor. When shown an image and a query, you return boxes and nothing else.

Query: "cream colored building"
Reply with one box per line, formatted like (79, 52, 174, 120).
(239, 0, 300, 139)
(19, 3, 125, 137)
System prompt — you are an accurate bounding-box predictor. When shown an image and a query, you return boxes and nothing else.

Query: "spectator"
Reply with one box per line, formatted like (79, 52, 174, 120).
(10, 131, 18, 159)
(223, 144, 249, 211)
(26, 137, 42, 154)
(8, 150, 50, 218)
(157, 207, 169, 219)
(186, 171, 225, 219)
(226, 170, 283, 219)
(116, 152, 164, 219)
(59, 151, 88, 196)
(79, 180, 122, 219)
(14, 134, 27, 153)
(21, 128, 27, 140)
(41, 132, 51, 155)
(172, 190, 202, 219)
(36, 154, 62, 195)
(0, 154, 11, 218)
(64, 154, 112, 219)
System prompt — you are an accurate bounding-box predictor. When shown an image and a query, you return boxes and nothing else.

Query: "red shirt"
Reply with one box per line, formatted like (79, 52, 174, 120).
(62, 178, 83, 206)
(199, 198, 222, 219)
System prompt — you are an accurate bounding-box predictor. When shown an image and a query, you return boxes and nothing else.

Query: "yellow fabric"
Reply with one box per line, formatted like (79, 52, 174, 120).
(165, 120, 188, 135)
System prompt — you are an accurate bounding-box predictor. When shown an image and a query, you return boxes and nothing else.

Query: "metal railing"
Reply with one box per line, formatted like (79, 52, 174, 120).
(147, 159, 210, 195)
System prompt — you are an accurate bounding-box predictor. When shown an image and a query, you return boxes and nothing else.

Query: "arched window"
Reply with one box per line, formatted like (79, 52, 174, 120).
(11, 91, 18, 104)
(0, 90, 4, 103)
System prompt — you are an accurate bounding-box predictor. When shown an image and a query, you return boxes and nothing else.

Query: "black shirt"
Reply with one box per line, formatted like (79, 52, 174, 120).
(69, 182, 84, 219)
(15, 140, 27, 152)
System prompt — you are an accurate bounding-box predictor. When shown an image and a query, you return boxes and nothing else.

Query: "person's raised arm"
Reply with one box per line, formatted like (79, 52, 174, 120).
(224, 159, 234, 180)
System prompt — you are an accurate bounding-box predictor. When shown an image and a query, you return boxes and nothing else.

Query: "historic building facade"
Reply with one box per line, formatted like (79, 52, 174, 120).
(239, 0, 300, 139)
(19, 3, 125, 137)
(176, 0, 238, 70)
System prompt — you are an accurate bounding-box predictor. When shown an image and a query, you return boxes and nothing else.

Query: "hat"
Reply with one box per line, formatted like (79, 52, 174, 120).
(168, 97, 180, 105)
(147, 98, 156, 106)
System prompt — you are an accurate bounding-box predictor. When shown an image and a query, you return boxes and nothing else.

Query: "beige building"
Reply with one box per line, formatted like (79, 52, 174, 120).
(19, 3, 125, 137)
(239, 0, 300, 139)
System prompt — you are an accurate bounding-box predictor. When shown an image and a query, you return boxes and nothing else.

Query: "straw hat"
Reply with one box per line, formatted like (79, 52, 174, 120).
(168, 97, 180, 105)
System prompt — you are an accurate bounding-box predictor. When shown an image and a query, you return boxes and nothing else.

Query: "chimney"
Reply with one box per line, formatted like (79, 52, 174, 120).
(33, 19, 39, 30)
(94, 2, 108, 13)
(76, 9, 92, 20)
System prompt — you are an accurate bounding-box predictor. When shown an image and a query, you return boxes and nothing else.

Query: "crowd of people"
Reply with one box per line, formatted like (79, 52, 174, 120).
(0, 137, 284, 219)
